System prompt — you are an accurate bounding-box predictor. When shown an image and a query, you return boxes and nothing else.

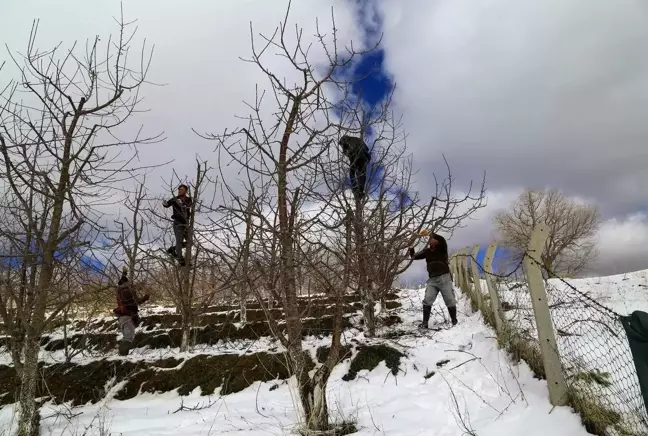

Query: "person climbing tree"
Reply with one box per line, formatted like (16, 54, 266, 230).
(339, 135, 371, 199)
(113, 267, 149, 356)
(407, 230, 458, 329)
(163, 184, 193, 266)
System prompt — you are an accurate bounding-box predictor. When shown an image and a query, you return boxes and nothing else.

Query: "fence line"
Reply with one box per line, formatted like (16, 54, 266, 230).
(450, 225, 648, 436)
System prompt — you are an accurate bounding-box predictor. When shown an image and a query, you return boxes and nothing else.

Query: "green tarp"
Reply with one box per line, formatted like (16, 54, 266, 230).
(621, 310, 648, 418)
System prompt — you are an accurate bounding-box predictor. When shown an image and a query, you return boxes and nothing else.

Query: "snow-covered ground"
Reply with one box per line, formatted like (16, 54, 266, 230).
(0, 286, 593, 436)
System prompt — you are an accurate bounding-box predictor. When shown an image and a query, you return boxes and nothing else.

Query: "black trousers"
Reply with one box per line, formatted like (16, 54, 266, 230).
(172, 223, 188, 259)
(350, 158, 369, 198)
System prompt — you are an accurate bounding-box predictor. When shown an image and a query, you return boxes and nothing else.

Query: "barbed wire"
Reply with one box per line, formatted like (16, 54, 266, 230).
(451, 251, 624, 319)
(529, 255, 624, 319)
(450, 251, 527, 280)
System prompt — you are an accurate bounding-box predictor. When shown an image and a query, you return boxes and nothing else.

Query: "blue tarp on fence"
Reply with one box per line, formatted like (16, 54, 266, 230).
(458, 245, 518, 277)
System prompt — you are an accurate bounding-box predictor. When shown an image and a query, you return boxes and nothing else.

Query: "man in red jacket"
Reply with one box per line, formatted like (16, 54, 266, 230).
(113, 268, 150, 356)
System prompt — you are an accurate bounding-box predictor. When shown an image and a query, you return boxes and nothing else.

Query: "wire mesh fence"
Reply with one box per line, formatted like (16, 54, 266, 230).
(453, 249, 648, 436)
(542, 271, 648, 436)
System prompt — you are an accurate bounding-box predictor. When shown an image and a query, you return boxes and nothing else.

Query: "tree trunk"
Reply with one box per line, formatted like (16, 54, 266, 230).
(240, 191, 253, 325)
(363, 291, 376, 336)
(63, 307, 70, 363)
(301, 367, 331, 431)
(18, 337, 40, 436)
(10, 328, 25, 378)
(180, 327, 191, 352)
(300, 210, 351, 432)
(354, 200, 375, 336)
(276, 98, 325, 430)
(239, 292, 247, 324)
(180, 303, 194, 352)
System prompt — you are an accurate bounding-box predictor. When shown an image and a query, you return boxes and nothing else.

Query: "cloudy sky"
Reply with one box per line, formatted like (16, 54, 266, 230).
(2, 0, 648, 280)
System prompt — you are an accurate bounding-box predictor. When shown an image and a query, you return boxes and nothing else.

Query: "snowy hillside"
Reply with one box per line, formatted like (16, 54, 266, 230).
(0, 280, 602, 436)
(551, 269, 648, 315)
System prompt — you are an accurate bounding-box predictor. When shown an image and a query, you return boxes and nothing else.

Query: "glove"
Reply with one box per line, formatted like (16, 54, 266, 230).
(418, 229, 430, 237)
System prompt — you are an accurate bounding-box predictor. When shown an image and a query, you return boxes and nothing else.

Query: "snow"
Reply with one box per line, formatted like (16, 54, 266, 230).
(0, 284, 596, 436)
(549, 269, 648, 315)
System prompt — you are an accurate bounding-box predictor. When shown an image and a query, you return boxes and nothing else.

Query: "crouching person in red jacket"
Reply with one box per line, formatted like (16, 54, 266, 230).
(113, 268, 149, 356)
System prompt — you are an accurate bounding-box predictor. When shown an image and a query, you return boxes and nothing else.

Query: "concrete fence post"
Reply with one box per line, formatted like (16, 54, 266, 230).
(470, 244, 484, 311)
(457, 248, 473, 311)
(450, 255, 458, 287)
(452, 252, 461, 289)
(452, 255, 461, 288)
(483, 242, 503, 334)
(523, 224, 568, 406)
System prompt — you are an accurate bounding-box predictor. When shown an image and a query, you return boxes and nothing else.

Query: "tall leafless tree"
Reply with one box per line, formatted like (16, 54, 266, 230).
(195, 2, 379, 430)
(0, 14, 157, 434)
(198, 1, 486, 429)
(494, 188, 601, 275)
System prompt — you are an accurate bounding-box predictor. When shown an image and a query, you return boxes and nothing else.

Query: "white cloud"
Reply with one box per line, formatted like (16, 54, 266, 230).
(374, 0, 648, 276)
(1, 0, 362, 204)
(378, 0, 648, 214)
(1, 0, 367, 256)
(593, 212, 648, 275)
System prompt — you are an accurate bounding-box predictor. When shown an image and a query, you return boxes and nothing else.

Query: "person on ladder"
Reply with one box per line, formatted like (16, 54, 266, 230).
(407, 229, 458, 328)
(339, 135, 371, 199)
(163, 184, 192, 266)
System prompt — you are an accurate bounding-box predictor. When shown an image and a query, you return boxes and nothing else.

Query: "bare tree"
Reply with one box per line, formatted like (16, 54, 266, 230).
(0, 14, 157, 434)
(196, 0, 487, 428)
(323, 97, 486, 336)
(196, 2, 380, 430)
(494, 188, 601, 275)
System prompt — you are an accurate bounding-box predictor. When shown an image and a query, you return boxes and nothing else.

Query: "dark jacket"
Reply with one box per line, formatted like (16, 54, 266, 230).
(114, 282, 149, 317)
(163, 195, 192, 225)
(409, 233, 450, 278)
(340, 135, 370, 165)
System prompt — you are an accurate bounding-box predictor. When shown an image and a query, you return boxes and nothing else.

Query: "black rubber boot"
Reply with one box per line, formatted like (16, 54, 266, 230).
(448, 306, 458, 326)
(118, 341, 131, 356)
(419, 305, 432, 329)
